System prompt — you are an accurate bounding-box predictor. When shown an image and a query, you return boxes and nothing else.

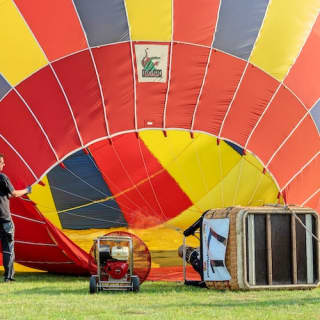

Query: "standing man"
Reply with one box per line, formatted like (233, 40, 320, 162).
(0, 154, 31, 282)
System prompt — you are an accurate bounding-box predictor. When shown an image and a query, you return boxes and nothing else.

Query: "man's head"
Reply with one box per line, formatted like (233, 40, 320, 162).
(0, 154, 4, 172)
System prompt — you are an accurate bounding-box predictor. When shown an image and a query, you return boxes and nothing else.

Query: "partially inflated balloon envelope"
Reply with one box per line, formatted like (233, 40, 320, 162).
(0, 0, 319, 279)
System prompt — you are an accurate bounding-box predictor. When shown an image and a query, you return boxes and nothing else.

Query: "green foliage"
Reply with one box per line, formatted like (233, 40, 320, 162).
(0, 273, 320, 320)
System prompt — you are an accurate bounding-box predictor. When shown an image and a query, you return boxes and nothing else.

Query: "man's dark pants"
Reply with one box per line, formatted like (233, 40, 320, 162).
(0, 220, 15, 280)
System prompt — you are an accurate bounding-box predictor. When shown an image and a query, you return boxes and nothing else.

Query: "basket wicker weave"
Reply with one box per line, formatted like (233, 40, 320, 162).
(203, 206, 320, 290)
(204, 207, 240, 290)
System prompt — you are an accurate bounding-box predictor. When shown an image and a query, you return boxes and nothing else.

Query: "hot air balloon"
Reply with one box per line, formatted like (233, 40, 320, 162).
(0, 0, 319, 280)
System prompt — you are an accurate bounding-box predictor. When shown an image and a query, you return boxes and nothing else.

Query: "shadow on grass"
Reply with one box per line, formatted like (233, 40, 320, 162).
(9, 273, 320, 310)
(192, 297, 320, 309)
(10, 282, 183, 296)
(13, 273, 187, 289)
(13, 286, 88, 295)
(11, 286, 320, 311)
(11, 274, 200, 296)
(12, 272, 88, 283)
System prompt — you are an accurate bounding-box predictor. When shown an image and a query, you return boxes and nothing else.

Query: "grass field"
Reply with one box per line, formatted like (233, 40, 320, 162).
(0, 273, 320, 320)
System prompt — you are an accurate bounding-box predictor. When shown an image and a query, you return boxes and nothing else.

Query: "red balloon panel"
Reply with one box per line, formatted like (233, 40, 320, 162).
(52, 50, 108, 145)
(17, 65, 82, 158)
(92, 43, 135, 135)
(0, 90, 56, 179)
(15, 244, 70, 263)
(193, 50, 246, 135)
(0, 139, 35, 186)
(166, 43, 210, 129)
(284, 154, 319, 206)
(268, 115, 320, 188)
(14, 218, 54, 244)
(14, 0, 87, 62)
(285, 15, 320, 109)
(173, 0, 219, 46)
(11, 197, 44, 221)
(89, 134, 192, 228)
(247, 85, 306, 164)
(304, 194, 320, 213)
(221, 64, 279, 146)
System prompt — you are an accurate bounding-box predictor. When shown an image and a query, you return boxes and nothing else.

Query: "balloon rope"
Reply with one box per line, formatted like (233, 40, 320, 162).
(64, 166, 109, 197)
(22, 186, 186, 234)
(54, 208, 128, 226)
(20, 193, 128, 226)
(63, 162, 154, 216)
(48, 166, 167, 216)
(301, 188, 320, 207)
(232, 156, 245, 206)
(244, 154, 278, 205)
(22, 154, 167, 220)
(289, 209, 320, 243)
(26, 137, 204, 219)
(247, 174, 264, 206)
(24, 135, 220, 231)
(193, 136, 209, 195)
(24, 176, 155, 220)
(110, 142, 160, 217)
(217, 141, 225, 207)
(136, 137, 168, 222)
(85, 151, 155, 217)
(49, 185, 131, 214)
(54, 134, 208, 220)
(164, 133, 203, 214)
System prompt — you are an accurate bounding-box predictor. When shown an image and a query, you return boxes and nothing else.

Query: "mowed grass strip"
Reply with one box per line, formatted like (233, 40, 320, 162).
(0, 273, 319, 320)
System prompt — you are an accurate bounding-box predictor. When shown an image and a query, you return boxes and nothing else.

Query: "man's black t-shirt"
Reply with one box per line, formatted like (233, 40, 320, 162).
(0, 173, 14, 221)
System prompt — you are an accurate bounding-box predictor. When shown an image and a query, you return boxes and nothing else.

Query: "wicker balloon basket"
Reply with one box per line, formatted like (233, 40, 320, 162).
(182, 206, 320, 290)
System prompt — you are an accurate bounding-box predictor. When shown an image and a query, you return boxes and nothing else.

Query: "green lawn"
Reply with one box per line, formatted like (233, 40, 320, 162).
(0, 273, 319, 320)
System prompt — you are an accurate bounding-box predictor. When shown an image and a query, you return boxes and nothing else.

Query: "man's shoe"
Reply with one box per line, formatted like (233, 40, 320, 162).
(4, 278, 15, 282)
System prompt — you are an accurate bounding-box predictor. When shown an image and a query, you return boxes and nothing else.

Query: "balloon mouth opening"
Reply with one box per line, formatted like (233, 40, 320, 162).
(30, 130, 281, 234)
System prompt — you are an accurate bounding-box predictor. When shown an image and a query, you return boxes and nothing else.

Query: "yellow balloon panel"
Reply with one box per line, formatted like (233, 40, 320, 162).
(29, 177, 61, 229)
(125, 0, 172, 41)
(0, 263, 44, 273)
(0, 0, 47, 85)
(231, 155, 279, 206)
(63, 226, 191, 268)
(140, 130, 241, 204)
(166, 205, 202, 231)
(250, 0, 319, 81)
(167, 151, 280, 230)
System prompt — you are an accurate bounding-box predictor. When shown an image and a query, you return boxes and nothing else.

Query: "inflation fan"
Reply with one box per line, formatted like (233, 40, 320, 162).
(89, 231, 151, 293)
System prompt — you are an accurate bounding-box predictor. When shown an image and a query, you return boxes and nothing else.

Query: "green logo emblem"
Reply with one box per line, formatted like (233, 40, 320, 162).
(141, 48, 162, 78)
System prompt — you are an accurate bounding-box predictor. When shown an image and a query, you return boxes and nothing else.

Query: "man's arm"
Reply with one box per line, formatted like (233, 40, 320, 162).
(11, 187, 31, 198)
(0, 173, 31, 198)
